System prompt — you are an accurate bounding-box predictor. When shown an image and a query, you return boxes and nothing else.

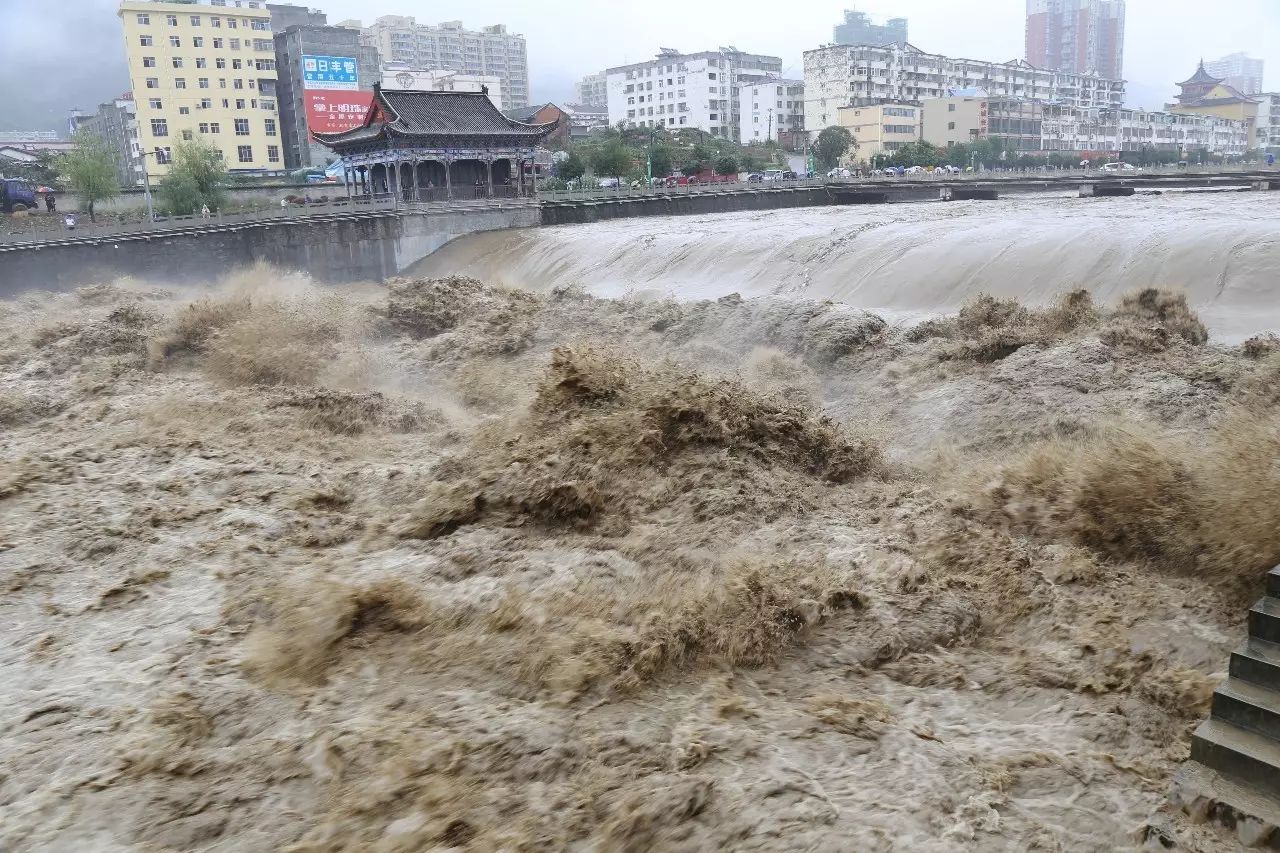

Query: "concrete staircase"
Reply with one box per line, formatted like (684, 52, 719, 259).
(1179, 567, 1280, 841)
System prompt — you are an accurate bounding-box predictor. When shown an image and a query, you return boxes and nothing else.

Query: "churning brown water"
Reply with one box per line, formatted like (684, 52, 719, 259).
(2, 192, 1279, 851)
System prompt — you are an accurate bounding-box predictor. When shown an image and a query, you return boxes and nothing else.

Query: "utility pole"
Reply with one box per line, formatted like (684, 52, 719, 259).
(137, 148, 156, 221)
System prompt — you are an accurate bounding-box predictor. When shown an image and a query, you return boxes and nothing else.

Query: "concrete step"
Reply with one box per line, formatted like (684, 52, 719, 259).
(1249, 596, 1280, 645)
(1231, 638, 1280, 691)
(1268, 566, 1280, 599)
(1212, 678, 1280, 742)
(1191, 718, 1280, 798)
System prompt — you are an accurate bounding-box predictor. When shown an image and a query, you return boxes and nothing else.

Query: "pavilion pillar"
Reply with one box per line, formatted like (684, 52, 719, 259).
(344, 166, 353, 203)
(410, 159, 420, 203)
(485, 158, 494, 199)
(444, 156, 453, 201)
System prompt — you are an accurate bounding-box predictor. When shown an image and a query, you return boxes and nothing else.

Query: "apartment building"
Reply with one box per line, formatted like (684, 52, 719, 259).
(1257, 92, 1280, 153)
(72, 97, 143, 186)
(345, 17, 529, 109)
(575, 73, 607, 108)
(1205, 53, 1265, 97)
(739, 79, 804, 144)
(118, 0, 283, 178)
(274, 24, 381, 169)
(836, 102, 919, 160)
(1026, 0, 1125, 80)
(833, 9, 907, 48)
(804, 42, 1125, 134)
(921, 97, 1044, 151)
(607, 48, 783, 140)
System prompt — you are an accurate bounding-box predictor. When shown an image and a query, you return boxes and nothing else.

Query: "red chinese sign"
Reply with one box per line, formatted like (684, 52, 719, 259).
(305, 90, 374, 135)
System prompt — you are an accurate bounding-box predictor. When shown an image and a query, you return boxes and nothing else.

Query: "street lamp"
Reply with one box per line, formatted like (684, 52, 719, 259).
(134, 147, 160, 221)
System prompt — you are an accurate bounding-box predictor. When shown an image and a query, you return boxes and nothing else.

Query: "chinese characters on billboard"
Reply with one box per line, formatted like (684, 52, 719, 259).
(301, 55, 371, 135)
(307, 91, 375, 134)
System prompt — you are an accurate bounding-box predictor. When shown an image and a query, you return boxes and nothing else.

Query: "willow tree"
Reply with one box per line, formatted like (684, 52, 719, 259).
(60, 130, 120, 222)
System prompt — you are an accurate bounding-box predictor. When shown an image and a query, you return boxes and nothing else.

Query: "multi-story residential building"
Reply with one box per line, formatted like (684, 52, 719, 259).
(575, 73, 607, 108)
(922, 96, 1044, 151)
(382, 64, 503, 109)
(1256, 92, 1280, 153)
(607, 48, 783, 140)
(274, 24, 381, 169)
(804, 42, 1125, 134)
(739, 78, 804, 144)
(72, 96, 143, 186)
(919, 94, 1249, 158)
(118, 0, 285, 178)
(834, 9, 907, 47)
(836, 101, 919, 160)
(1025, 0, 1125, 80)
(1204, 53, 1265, 97)
(344, 16, 529, 109)
(265, 2, 326, 30)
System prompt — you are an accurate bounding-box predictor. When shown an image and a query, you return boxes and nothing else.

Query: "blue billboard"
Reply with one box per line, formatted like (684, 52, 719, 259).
(302, 55, 359, 91)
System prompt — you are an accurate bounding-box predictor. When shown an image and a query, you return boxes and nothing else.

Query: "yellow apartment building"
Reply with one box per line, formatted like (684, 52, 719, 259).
(118, 0, 282, 179)
(836, 102, 921, 164)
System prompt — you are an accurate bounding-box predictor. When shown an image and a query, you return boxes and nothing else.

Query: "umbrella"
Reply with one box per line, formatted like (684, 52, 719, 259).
(36, 186, 56, 194)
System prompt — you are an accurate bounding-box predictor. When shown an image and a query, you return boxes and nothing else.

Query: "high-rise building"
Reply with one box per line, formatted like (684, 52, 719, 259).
(382, 64, 503, 109)
(265, 3, 326, 30)
(72, 96, 143, 187)
(344, 16, 529, 109)
(739, 79, 805, 145)
(833, 9, 908, 47)
(118, 0, 286, 178)
(804, 42, 1125, 134)
(1025, 0, 1125, 80)
(273, 24, 381, 169)
(1205, 53, 1265, 96)
(575, 73, 607, 108)
(606, 48, 783, 141)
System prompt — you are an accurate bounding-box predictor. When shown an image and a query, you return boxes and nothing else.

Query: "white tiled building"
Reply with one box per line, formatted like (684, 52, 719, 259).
(739, 78, 804, 144)
(1256, 92, 1280, 153)
(1041, 105, 1250, 156)
(804, 42, 1125, 135)
(607, 48, 783, 141)
(575, 72, 607, 108)
(342, 16, 529, 108)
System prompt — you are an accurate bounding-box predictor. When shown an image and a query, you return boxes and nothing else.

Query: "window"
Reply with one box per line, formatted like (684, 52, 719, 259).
(216, 58, 226, 69)
(199, 122, 210, 133)
(232, 59, 242, 69)
(948, 103, 956, 112)
(136, 13, 150, 24)
(219, 78, 227, 88)
(209, 123, 221, 134)
(222, 99, 229, 108)
(237, 145, 253, 163)
(948, 121, 956, 130)
(267, 145, 280, 163)
(145, 77, 159, 89)
(235, 98, 246, 109)
(234, 118, 250, 136)
(147, 97, 162, 109)
(227, 18, 237, 28)
(229, 39, 240, 50)
(260, 99, 275, 111)
(191, 15, 201, 25)
(251, 19, 270, 31)
(212, 17, 222, 27)
(708, 72, 717, 80)
(172, 57, 183, 68)
(182, 130, 194, 141)
(264, 118, 276, 136)
(178, 106, 190, 115)
(200, 97, 212, 109)
(199, 78, 210, 88)
(155, 146, 172, 164)
(142, 56, 156, 67)
(255, 59, 275, 71)
(139, 35, 153, 46)
(175, 78, 187, 89)
(213, 38, 224, 49)
(151, 118, 169, 137)
(169, 35, 181, 47)
(709, 112, 718, 120)
(194, 38, 205, 49)
(166, 14, 178, 26)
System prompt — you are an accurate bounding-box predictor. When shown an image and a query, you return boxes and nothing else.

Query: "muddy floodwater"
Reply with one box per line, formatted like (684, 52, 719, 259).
(2, 191, 1279, 851)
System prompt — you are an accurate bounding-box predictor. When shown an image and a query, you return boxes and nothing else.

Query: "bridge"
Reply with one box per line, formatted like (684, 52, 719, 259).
(2, 169, 1277, 291)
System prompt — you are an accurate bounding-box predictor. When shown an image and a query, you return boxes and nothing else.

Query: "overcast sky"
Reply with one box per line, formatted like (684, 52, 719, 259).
(3, 0, 1278, 133)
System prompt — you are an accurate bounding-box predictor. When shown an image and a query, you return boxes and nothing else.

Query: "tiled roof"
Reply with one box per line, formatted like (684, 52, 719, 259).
(316, 86, 555, 146)
(1180, 61, 1221, 86)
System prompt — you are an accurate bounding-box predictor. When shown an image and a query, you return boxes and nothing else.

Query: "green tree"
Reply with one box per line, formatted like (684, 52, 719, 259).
(589, 142, 633, 181)
(158, 137, 228, 215)
(559, 150, 586, 181)
(649, 144, 673, 179)
(813, 126, 854, 170)
(715, 155, 739, 176)
(60, 129, 120, 221)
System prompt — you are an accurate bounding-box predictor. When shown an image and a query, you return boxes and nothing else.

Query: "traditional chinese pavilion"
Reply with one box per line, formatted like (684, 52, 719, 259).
(314, 85, 556, 200)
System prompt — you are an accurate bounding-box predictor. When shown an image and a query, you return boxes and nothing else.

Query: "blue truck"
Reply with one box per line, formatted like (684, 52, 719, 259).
(1, 178, 38, 213)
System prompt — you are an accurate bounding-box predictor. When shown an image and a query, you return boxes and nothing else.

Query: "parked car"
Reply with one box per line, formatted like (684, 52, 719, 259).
(937, 164, 961, 174)
(1100, 162, 1137, 173)
(826, 167, 852, 179)
(782, 170, 798, 180)
(747, 173, 764, 183)
(882, 166, 905, 176)
(597, 177, 621, 188)
(761, 169, 786, 182)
